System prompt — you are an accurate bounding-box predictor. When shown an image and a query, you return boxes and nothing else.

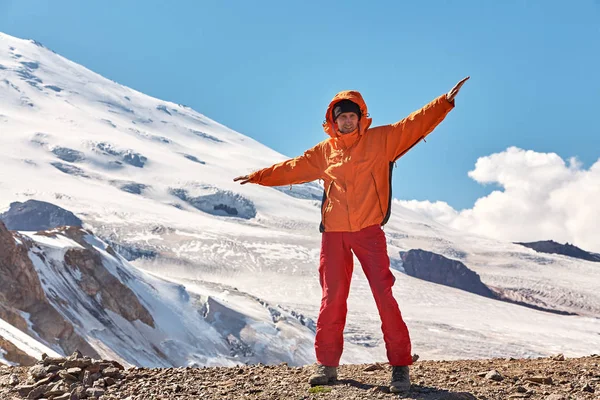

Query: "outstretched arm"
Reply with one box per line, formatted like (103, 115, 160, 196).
(384, 77, 469, 161)
(234, 143, 324, 187)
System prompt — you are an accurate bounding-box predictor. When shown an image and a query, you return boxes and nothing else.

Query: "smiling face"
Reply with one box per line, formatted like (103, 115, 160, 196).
(335, 112, 359, 134)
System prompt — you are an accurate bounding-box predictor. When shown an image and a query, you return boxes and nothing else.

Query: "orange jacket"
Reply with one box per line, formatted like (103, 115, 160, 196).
(248, 91, 455, 232)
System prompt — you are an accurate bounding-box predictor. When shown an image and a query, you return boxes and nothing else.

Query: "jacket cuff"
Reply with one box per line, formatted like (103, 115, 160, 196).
(443, 94, 456, 108)
(248, 170, 262, 184)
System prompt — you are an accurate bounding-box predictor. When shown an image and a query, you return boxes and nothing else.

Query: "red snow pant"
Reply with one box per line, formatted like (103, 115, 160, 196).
(314, 224, 412, 367)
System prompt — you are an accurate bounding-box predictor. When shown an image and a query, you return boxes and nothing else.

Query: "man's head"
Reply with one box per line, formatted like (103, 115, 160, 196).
(333, 99, 361, 134)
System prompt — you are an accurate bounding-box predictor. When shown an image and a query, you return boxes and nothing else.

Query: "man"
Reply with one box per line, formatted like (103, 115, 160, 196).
(234, 77, 469, 393)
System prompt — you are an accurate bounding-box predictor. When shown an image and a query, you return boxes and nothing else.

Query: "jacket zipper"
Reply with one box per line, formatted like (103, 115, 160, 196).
(371, 173, 385, 219)
(321, 181, 334, 227)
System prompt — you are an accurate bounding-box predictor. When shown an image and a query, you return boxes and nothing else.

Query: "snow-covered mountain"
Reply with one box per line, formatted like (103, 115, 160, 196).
(1, 32, 599, 366)
(0, 218, 314, 367)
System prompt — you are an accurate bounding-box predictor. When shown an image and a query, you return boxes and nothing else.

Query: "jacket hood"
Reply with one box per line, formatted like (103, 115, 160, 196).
(323, 90, 373, 138)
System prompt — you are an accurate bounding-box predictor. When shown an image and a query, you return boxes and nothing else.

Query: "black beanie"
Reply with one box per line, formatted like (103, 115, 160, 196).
(332, 99, 361, 121)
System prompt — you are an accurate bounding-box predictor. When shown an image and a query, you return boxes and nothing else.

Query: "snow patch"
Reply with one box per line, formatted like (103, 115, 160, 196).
(0, 317, 62, 360)
(20, 231, 84, 250)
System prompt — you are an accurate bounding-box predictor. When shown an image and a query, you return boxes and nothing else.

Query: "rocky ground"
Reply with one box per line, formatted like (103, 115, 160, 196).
(0, 352, 598, 399)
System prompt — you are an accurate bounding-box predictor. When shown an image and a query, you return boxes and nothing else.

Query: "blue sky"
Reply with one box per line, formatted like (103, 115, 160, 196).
(1, 0, 599, 210)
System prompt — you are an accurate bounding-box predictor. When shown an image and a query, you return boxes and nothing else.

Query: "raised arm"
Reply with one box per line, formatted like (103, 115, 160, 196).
(234, 143, 325, 187)
(384, 77, 469, 161)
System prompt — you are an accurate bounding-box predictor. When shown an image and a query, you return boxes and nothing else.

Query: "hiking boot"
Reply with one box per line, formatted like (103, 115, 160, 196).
(308, 364, 337, 385)
(390, 365, 410, 393)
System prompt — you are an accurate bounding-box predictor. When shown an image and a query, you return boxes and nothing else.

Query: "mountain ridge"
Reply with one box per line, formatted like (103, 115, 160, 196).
(1, 31, 599, 366)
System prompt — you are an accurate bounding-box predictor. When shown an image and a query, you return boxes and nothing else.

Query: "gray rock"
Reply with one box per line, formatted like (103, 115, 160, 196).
(51, 147, 85, 163)
(182, 153, 206, 164)
(45, 85, 63, 92)
(15, 384, 36, 396)
(119, 182, 147, 195)
(122, 150, 147, 167)
(71, 384, 87, 399)
(41, 356, 67, 366)
(45, 382, 68, 396)
(101, 367, 120, 378)
(85, 387, 105, 397)
(66, 367, 82, 376)
(524, 376, 552, 384)
(34, 372, 57, 386)
(90, 372, 102, 382)
(58, 371, 78, 382)
(170, 187, 256, 219)
(25, 383, 50, 399)
(485, 370, 504, 381)
(50, 161, 89, 177)
(189, 129, 222, 143)
(516, 240, 600, 262)
(83, 370, 91, 387)
(156, 105, 171, 115)
(0, 200, 82, 231)
(28, 365, 47, 380)
(63, 358, 92, 369)
(8, 374, 19, 386)
(582, 383, 595, 392)
(68, 350, 83, 360)
(399, 249, 496, 297)
(46, 365, 61, 373)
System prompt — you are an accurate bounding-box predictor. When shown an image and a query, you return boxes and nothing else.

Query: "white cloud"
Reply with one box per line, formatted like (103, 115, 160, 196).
(395, 199, 458, 226)
(396, 147, 600, 253)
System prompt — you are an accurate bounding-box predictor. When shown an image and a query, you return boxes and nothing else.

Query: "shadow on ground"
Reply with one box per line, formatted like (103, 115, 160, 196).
(336, 379, 477, 399)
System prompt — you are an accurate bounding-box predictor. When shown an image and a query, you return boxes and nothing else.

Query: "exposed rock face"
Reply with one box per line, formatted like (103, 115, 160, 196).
(91, 142, 147, 167)
(398, 249, 578, 316)
(0, 338, 37, 366)
(51, 146, 85, 163)
(181, 153, 206, 164)
(399, 249, 495, 298)
(0, 221, 97, 359)
(99, 240, 157, 262)
(0, 221, 47, 312)
(0, 200, 82, 231)
(118, 182, 147, 195)
(121, 150, 147, 168)
(516, 240, 600, 262)
(63, 246, 155, 328)
(50, 162, 90, 178)
(170, 186, 256, 219)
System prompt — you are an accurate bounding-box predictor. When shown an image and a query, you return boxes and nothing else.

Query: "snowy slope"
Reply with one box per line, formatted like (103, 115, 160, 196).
(1, 32, 599, 365)
(0, 317, 62, 366)
(2, 226, 317, 367)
